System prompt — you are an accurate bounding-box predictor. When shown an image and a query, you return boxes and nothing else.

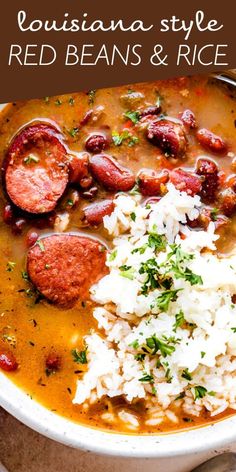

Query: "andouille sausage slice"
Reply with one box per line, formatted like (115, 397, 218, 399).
(27, 234, 107, 307)
(4, 123, 69, 214)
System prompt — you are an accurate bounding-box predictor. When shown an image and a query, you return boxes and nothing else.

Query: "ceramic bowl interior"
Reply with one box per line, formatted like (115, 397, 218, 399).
(0, 72, 236, 457)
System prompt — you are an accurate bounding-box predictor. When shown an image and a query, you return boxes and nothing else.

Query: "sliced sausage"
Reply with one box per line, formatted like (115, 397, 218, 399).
(83, 200, 115, 226)
(147, 119, 187, 158)
(85, 134, 109, 153)
(170, 168, 202, 196)
(4, 123, 69, 214)
(90, 154, 135, 191)
(27, 234, 107, 307)
(196, 128, 227, 154)
(138, 169, 169, 196)
(196, 158, 219, 202)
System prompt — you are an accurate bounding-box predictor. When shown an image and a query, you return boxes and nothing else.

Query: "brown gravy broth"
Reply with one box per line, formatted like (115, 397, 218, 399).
(0, 75, 236, 434)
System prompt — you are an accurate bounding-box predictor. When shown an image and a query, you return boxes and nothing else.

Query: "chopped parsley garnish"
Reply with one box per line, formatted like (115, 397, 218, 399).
(71, 348, 88, 364)
(129, 339, 139, 349)
(109, 249, 117, 261)
(55, 99, 62, 106)
(148, 234, 166, 252)
(139, 258, 160, 294)
(130, 212, 136, 222)
(132, 234, 166, 257)
(68, 127, 79, 138)
(201, 351, 206, 358)
(6, 261, 16, 272)
(183, 417, 193, 423)
(23, 154, 39, 165)
(165, 245, 203, 286)
(124, 110, 140, 124)
(193, 386, 207, 400)
(112, 130, 139, 147)
(21, 271, 29, 280)
(173, 310, 185, 332)
(181, 369, 192, 381)
(210, 208, 219, 221)
(36, 240, 45, 252)
(231, 327, 236, 333)
(139, 373, 154, 384)
(175, 392, 185, 401)
(134, 353, 145, 362)
(144, 335, 176, 358)
(87, 90, 96, 105)
(119, 265, 135, 280)
(156, 289, 182, 312)
(129, 183, 141, 195)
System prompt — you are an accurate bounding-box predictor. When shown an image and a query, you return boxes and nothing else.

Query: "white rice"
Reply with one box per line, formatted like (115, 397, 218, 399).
(73, 184, 236, 426)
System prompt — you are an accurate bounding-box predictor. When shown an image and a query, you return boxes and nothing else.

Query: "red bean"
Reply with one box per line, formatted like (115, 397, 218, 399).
(219, 188, 236, 216)
(138, 169, 169, 196)
(139, 106, 161, 119)
(26, 231, 39, 248)
(83, 200, 114, 226)
(80, 176, 94, 189)
(170, 168, 202, 196)
(196, 158, 219, 202)
(45, 353, 61, 371)
(180, 109, 197, 129)
(226, 174, 236, 192)
(80, 109, 93, 126)
(196, 128, 227, 154)
(68, 153, 89, 185)
(90, 154, 135, 191)
(147, 120, 187, 158)
(12, 218, 27, 235)
(3, 203, 14, 225)
(0, 351, 18, 372)
(85, 134, 109, 154)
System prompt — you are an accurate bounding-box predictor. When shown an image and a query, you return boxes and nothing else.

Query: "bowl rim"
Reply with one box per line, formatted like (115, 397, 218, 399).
(1, 372, 236, 458)
(1, 71, 236, 458)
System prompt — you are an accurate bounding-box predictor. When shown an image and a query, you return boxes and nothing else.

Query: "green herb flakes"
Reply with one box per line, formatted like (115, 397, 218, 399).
(181, 369, 192, 381)
(23, 154, 39, 165)
(173, 310, 185, 332)
(6, 261, 16, 272)
(36, 240, 45, 252)
(156, 289, 182, 312)
(72, 348, 88, 364)
(124, 110, 140, 124)
(193, 386, 207, 400)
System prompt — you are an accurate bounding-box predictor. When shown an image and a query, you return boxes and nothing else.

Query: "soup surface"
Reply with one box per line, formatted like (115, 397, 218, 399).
(0, 74, 236, 434)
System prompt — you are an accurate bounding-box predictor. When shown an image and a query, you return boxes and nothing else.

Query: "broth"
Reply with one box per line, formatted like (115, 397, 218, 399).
(0, 74, 236, 433)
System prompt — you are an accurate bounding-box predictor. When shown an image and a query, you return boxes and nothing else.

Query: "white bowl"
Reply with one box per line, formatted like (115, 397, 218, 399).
(1, 371, 236, 458)
(1, 73, 236, 457)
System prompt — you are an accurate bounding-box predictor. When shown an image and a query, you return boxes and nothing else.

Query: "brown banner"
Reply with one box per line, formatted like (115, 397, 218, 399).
(0, 0, 235, 102)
